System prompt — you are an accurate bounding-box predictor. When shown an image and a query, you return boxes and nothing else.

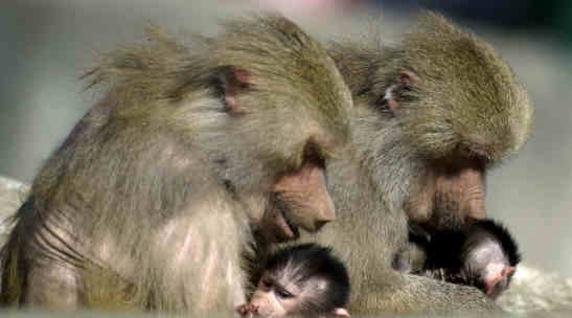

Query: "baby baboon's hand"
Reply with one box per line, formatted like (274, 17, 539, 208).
(237, 303, 258, 317)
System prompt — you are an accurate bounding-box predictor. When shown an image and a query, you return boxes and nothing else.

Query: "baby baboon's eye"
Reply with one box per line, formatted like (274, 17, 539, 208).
(276, 288, 294, 299)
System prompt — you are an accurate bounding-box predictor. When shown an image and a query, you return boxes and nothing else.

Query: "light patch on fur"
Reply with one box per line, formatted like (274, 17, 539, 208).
(226, 258, 247, 307)
(172, 91, 228, 134)
(299, 277, 330, 305)
(468, 238, 506, 278)
(238, 192, 268, 223)
(197, 239, 219, 311)
(91, 233, 136, 281)
(383, 85, 397, 102)
(159, 143, 194, 172)
(278, 258, 307, 293)
(315, 278, 329, 292)
(149, 196, 250, 311)
(26, 263, 80, 309)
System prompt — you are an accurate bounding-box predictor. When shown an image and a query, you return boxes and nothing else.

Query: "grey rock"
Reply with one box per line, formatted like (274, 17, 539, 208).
(0, 176, 28, 245)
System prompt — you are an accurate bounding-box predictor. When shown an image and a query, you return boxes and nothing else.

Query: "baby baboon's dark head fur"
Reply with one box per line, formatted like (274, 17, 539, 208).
(266, 243, 350, 312)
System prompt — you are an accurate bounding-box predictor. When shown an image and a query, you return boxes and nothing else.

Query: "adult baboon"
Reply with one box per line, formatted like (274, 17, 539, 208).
(0, 15, 353, 314)
(302, 12, 532, 314)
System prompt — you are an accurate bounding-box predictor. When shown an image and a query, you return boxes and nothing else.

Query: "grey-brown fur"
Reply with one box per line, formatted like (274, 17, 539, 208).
(300, 12, 533, 314)
(0, 15, 352, 314)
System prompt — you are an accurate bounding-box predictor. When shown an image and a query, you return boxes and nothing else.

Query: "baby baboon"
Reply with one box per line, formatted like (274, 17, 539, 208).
(301, 12, 533, 314)
(238, 244, 350, 318)
(0, 15, 352, 314)
(396, 219, 521, 299)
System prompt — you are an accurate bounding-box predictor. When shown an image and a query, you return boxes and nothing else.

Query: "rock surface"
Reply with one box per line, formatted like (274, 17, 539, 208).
(0, 175, 28, 245)
(498, 265, 572, 314)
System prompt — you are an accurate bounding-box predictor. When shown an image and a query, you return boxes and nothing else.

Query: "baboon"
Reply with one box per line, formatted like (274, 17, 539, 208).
(396, 219, 521, 299)
(0, 15, 353, 314)
(300, 12, 533, 314)
(238, 243, 350, 318)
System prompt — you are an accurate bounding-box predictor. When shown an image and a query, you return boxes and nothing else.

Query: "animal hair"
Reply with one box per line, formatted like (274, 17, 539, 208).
(462, 219, 521, 268)
(299, 11, 533, 314)
(0, 15, 352, 312)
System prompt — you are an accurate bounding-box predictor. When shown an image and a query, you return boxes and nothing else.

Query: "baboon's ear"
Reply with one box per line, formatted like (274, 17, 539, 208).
(383, 70, 419, 111)
(217, 65, 252, 114)
(397, 70, 418, 86)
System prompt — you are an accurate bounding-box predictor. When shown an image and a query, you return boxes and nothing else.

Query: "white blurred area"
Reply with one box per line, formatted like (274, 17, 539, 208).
(0, 0, 571, 281)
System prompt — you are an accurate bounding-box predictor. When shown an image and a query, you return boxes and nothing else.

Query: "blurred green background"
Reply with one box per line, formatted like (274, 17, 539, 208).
(1, 0, 571, 278)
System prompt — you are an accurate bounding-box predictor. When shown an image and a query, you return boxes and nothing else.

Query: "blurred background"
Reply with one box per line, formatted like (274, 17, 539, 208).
(0, 0, 571, 276)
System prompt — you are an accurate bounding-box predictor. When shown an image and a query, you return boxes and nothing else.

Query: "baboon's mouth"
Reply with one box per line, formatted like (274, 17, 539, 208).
(275, 210, 300, 241)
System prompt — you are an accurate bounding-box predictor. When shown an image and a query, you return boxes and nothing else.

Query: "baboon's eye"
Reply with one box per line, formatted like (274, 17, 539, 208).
(303, 142, 326, 169)
(276, 288, 294, 299)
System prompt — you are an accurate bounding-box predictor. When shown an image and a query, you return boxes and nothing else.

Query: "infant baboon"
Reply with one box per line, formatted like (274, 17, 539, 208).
(395, 219, 521, 299)
(239, 244, 350, 318)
